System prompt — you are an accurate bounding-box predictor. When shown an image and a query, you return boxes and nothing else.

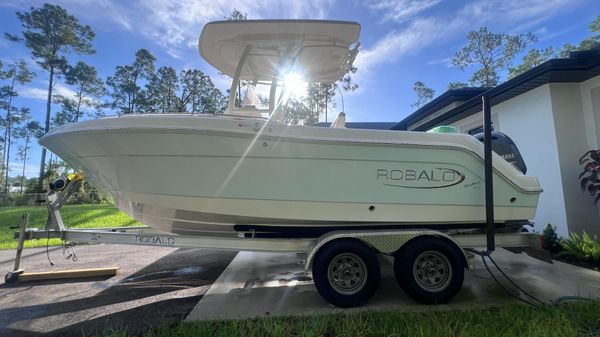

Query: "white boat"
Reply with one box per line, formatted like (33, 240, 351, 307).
(39, 20, 542, 238)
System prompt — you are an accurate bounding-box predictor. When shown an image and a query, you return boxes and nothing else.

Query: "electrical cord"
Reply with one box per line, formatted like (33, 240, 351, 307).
(554, 296, 598, 304)
(45, 231, 55, 266)
(487, 253, 546, 305)
(477, 252, 539, 306)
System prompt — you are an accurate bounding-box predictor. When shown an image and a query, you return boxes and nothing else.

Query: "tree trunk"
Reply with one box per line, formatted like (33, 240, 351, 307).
(75, 87, 83, 122)
(192, 88, 196, 113)
(2, 75, 16, 192)
(4, 120, 12, 193)
(37, 66, 54, 192)
(20, 133, 28, 196)
(325, 89, 328, 123)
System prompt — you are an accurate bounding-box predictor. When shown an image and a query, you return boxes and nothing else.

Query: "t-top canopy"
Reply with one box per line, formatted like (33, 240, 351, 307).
(199, 20, 361, 83)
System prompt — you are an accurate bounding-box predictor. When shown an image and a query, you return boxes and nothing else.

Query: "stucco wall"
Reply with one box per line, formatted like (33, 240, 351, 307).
(549, 83, 600, 237)
(579, 76, 600, 150)
(494, 85, 570, 235)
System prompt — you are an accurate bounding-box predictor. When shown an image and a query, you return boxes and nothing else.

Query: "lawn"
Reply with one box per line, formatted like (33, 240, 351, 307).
(105, 301, 600, 337)
(0, 204, 142, 249)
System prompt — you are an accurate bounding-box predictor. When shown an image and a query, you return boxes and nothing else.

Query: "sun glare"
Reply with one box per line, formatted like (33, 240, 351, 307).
(283, 72, 307, 98)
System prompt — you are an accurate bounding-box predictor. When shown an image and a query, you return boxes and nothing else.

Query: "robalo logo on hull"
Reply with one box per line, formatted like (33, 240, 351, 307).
(376, 167, 465, 189)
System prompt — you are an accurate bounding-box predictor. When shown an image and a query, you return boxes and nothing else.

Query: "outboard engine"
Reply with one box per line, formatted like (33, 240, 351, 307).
(474, 131, 527, 174)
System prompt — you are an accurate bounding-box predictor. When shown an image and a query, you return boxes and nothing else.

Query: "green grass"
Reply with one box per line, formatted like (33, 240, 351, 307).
(0, 204, 142, 249)
(103, 302, 600, 337)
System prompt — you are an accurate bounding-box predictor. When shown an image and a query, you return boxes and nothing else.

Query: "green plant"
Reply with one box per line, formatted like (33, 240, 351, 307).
(543, 224, 562, 253)
(559, 231, 600, 265)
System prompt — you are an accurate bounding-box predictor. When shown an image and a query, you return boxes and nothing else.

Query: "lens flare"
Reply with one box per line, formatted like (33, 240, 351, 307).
(283, 72, 307, 97)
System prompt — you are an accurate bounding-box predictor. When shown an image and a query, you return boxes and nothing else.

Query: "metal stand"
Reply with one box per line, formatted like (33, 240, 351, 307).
(44, 177, 82, 232)
(4, 214, 29, 283)
(4, 175, 109, 284)
(482, 95, 495, 253)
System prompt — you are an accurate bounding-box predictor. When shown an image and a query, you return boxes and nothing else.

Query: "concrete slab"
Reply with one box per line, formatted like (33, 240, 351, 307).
(0, 244, 237, 337)
(186, 249, 600, 321)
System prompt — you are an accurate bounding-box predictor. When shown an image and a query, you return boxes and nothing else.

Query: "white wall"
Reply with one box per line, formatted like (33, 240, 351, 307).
(494, 85, 570, 235)
(549, 83, 600, 236)
(579, 76, 600, 150)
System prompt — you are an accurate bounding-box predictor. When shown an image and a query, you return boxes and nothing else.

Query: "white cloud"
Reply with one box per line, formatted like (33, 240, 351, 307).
(355, 17, 456, 71)
(458, 0, 577, 33)
(49, 0, 337, 61)
(54, 83, 79, 100)
(18, 87, 47, 101)
(355, 0, 580, 87)
(20, 82, 78, 101)
(427, 57, 453, 67)
(143, 0, 337, 58)
(369, 0, 441, 23)
(2, 0, 337, 59)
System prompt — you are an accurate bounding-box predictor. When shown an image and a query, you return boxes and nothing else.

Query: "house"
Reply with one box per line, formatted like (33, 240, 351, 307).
(390, 48, 600, 237)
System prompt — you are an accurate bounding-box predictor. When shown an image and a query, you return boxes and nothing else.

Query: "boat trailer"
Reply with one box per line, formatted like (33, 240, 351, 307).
(4, 171, 550, 307)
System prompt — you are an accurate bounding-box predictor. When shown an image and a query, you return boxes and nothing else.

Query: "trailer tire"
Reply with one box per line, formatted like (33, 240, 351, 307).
(312, 239, 380, 308)
(394, 237, 464, 304)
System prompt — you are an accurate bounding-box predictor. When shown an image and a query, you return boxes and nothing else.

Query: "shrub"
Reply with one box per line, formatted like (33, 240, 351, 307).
(542, 224, 562, 253)
(558, 231, 600, 265)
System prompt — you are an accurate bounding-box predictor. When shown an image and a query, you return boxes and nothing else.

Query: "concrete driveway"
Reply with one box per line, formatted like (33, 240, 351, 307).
(0, 244, 237, 337)
(186, 249, 600, 321)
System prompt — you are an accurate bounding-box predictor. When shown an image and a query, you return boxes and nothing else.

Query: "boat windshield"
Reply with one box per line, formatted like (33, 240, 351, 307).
(225, 43, 358, 121)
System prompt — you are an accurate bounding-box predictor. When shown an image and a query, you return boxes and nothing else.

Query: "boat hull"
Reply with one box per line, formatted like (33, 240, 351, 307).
(39, 114, 541, 236)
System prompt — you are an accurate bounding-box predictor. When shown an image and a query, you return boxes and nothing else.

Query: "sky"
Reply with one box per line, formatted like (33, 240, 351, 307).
(0, 0, 598, 179)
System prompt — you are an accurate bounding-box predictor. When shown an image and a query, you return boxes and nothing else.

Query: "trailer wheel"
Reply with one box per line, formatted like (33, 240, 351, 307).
(394, 237, 464, 304)
(312, 239, 380, 307)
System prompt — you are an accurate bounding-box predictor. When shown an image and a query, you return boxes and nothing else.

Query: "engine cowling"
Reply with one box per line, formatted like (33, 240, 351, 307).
(473, 131, 527, 174)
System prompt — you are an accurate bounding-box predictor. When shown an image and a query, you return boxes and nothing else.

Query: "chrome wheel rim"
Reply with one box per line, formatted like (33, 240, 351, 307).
(413, 250, 452, 292)
(327, 253, 368, 295)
